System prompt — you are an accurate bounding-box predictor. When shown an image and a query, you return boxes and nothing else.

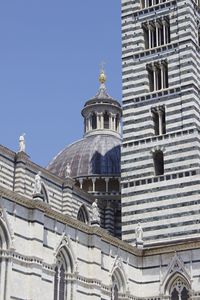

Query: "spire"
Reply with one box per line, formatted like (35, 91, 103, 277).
(98, 62, 106, 91)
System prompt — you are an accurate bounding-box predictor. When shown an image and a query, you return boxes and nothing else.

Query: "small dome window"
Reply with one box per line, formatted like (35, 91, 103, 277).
(91, 113, 97, 129)
(104, 111, 109, 129)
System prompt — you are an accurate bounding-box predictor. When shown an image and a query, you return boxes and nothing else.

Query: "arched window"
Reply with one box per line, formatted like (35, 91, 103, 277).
(112, 276, 119, 300)
(153, 150, 164, 175)
(0, 217, 11, 299)
(111, 267, 126, 300)
(41, 183, 49, 203)
(169, 276, 190, 300)
(91, 112, 97, 129)
(77, 205, 89, 224)
(54, 247, 74, 300)
(104, 111, 109, 129)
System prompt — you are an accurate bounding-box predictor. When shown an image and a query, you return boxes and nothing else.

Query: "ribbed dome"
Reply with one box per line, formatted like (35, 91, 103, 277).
(47, 134, 121, 178)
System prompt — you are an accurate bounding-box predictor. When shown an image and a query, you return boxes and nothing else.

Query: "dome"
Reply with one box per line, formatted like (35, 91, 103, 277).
(47, 134, 121, 178)
(47, 69, 122, 180)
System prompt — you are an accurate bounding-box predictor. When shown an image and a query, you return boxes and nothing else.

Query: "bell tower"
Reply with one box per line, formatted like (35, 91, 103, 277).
(121, 0, 200, 245)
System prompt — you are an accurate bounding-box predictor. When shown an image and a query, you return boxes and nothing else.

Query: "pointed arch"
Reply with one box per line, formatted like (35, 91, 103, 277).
(110, 256, 127, 300)
(0, 207, 14, 250)
(77, 204, 89, 224)
(111, 267, 126, 300)
(41, 183, 49, 203)
(161, 253, 191, 300)
(161, 253, 191, 293)
(0, 208, 13, 300)
(165, 273, 191, 300)
(112, 267, 126, 293)
(54, 234, 76, 300)
(0, 219, 9, 250)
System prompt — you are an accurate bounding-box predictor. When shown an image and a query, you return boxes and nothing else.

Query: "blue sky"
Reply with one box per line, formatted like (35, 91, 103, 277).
(0, 1, 121, 166)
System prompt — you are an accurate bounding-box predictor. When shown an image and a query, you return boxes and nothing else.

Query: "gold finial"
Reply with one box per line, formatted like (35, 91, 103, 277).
(99, 61, 106, 84)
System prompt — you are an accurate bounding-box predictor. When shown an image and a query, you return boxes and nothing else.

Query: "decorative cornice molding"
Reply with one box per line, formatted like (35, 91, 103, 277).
(1, 186, 200, 257)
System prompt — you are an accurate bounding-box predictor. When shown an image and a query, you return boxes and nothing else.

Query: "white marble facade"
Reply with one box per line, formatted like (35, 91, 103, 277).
(1, 0, 200, 298)
(0, 144, 200, 300)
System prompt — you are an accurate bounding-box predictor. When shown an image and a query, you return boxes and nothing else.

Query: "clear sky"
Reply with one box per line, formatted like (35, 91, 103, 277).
(0, 1, 121, 167)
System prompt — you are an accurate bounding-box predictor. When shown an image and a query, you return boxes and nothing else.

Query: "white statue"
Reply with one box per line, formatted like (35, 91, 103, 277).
(33, 171, 42, 194)
(92, 199, 100, 222)
(65, 163, 71, 177)
(135, 223, 143, 242)
(19, 133, 26, 152)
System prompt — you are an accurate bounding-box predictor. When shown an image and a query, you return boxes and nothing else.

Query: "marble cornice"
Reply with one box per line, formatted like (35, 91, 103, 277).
(0, 186, 141, 256)
(0, 144, 16, 160)
(1, 186, 200, 257)
(144, 239, 200, 256)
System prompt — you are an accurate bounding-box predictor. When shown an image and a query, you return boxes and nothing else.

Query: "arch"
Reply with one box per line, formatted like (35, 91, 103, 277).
(0, 218, 10, 250)
(91, 112, 97, 129)
(95, 178, 106, 192)
(104, 111, 109, 129)
(82, 178, 93, 192)
(0, 211, 12, 300)
(0, 208, 14, 250)
(77, 204, 89, 224)
(111, 267, 126, 299)
(41, 183, 49, 203)
(165, 273, 191, 300)
(54, 236, 76, 300)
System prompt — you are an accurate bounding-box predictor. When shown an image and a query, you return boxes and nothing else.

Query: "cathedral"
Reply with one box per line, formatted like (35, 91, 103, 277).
(1, 0, 200, 299)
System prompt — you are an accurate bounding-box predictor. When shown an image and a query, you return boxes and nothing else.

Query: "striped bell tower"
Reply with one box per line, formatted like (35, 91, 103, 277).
(121, 0, 200, 245)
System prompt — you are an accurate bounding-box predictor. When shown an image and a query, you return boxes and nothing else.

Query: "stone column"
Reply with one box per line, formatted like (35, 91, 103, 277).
(163, 20, 166, 44)
(97, 113, 100, 129)
(147, 23, 152, 48)
(105, 178, 109, 193)
(158, 108, 163, 135)
(160, 63, 164, 90)
(153, 65, 157, 91)
(79, 178, 83, 189)
(86, 117, 89, 132)
(100, 112, 103, 129)
(92, 178, 96, 192)
(109, 113, 112, 130)
(156, 22, 159, 47)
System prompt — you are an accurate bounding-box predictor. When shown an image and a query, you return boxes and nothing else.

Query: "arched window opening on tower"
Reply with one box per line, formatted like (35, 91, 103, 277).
(141, 0, 169, 8)
(168, 276, 190, 300)
(147, 61, 168, 92)
(91, 112, 97, 129)
(104, 111, 109, 129)
(143, 17, 170, 49)
(153, 150, 164, 175)
(151, 106, 166, 135)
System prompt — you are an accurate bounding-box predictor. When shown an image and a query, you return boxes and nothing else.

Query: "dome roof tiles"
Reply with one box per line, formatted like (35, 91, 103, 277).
(47, 134, 121, 178)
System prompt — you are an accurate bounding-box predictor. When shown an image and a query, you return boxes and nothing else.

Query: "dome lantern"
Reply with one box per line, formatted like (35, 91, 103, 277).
(81, 69, 122, 138)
